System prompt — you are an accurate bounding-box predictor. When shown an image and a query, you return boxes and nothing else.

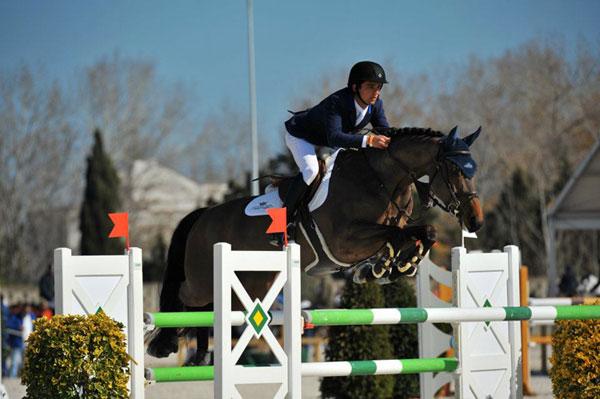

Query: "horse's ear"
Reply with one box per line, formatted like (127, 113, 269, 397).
(448, 126, 459, 141)
(463, 126, 482, 147)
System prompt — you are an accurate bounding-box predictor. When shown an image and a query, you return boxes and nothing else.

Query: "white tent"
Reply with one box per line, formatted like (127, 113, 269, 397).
(547, 139, 600, 295)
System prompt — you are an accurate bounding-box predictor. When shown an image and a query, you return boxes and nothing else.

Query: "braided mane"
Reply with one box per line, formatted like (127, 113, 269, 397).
(391, 127, 444, 143)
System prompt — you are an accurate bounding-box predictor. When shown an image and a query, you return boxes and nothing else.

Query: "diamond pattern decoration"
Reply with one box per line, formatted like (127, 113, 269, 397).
(246, 299, 271, 338)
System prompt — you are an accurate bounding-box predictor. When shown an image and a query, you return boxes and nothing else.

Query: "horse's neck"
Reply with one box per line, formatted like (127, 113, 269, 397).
(369, 139, 438, 186)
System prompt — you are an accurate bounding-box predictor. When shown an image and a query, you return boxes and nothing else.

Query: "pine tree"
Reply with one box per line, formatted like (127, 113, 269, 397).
(480, 168, 545, 274)
(143, 234, 167, 282)
(79, 129, 122, 255)
(382, 279, 420, 398)
(320, 280, 394, 398)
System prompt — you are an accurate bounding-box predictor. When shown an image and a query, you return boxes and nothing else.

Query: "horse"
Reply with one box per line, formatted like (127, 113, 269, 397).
(147, 126, 484, 364)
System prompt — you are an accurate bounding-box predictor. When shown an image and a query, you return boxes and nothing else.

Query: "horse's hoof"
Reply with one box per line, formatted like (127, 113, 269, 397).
(147, 331, 179, 358)
(375, 276, 394, 285)
(397, 262, 412, 273)
(184, 351, 210, 366)
(371, 264, 386, 278)
(147, 343, 178, 358)
(353, 264, 375, 284)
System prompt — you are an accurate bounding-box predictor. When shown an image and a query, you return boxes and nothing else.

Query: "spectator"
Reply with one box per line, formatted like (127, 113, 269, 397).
(6, 304, 24, 378)
(1, 295, 8, 377)
(558, 265, 578, 297)
(22, 304, 35, 344)
(38, 300, 53, 319)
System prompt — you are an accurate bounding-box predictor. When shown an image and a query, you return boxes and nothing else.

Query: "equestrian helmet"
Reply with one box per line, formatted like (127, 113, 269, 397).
(348, 61, 388, 87)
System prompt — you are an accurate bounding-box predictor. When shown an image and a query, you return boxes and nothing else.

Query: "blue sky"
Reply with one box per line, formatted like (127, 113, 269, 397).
(1, 0, 600, 160)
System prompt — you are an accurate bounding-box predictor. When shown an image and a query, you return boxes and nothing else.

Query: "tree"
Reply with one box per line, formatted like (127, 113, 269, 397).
(320, 280, 394, 399)
(479, 168, 547, 275)
(81, 54, 192, 170)
(143, 233, 167, 282)
(79, 130, 122, 255)
(0, 66, 78, 282)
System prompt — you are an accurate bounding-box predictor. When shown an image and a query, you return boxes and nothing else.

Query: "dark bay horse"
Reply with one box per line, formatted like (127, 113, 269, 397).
(147, 126, 484, 363)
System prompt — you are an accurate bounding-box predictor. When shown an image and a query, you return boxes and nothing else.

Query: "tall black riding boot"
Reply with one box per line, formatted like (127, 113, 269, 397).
(283, 173, 309, 242)
(269, 174, 309, 247)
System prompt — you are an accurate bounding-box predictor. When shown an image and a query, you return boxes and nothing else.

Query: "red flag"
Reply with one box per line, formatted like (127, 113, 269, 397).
(108, 212, 130, 249)
(266, 208, 287, 246)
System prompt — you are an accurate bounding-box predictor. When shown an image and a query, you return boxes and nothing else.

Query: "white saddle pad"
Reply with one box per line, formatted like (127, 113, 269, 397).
(244, 149, 341, 216)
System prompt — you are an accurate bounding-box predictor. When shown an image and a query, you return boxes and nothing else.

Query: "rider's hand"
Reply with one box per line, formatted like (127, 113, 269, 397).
(368, 134, 390, 149)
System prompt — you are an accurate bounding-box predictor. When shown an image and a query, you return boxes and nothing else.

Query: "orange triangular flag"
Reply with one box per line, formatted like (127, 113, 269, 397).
(108, 212, 130, 249)
(266, 208, 287, 246)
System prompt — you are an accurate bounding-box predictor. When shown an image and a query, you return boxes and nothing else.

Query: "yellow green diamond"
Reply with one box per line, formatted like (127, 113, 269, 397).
(247, 300, 270, 337)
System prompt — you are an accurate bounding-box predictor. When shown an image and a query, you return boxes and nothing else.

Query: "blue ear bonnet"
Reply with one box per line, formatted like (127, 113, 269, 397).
(442, 129, 478, 179)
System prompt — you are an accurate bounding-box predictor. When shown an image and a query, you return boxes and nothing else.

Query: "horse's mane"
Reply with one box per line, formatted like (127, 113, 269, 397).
(390, 127, 445, 144)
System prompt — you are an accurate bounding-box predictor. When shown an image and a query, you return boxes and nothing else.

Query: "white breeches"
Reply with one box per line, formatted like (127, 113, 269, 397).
(285, 132, 319, 185)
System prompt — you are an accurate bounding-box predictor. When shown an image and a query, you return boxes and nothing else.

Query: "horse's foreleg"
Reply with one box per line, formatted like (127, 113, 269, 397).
(385, 224, 437, 282)
(352, 224, 437, 284)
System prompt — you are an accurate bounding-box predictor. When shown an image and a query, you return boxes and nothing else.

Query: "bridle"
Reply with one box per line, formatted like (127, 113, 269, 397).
(424, 149, 479, 216)
(381, 140, 479, 221)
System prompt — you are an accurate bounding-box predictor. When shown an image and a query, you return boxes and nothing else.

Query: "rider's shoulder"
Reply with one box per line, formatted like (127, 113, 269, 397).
(319, 87, 353, 107)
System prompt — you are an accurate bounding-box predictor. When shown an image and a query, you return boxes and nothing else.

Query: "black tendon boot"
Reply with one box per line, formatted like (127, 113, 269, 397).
(270, 174, 309, 247)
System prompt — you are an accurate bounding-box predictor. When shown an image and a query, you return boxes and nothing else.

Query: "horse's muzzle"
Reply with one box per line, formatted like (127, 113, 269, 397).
(463, 197, 484, 233)
(466, 215, 483, 233)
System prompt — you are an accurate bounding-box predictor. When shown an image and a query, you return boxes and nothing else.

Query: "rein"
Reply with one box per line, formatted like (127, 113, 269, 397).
(361, 150, 416, 225)
(364, 134, 479, 222)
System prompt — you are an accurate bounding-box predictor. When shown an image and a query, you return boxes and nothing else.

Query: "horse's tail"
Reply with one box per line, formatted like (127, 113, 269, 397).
(147, 207, 206, 358)
(159, 207, 207, 312)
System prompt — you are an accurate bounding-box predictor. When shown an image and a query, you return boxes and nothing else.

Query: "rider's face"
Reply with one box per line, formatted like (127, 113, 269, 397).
(355, 81, 383, 105)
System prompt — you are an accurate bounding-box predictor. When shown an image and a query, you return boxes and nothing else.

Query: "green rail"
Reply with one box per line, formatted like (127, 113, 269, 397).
(144, 305, 600, 328)
(145, 357, 459, 382)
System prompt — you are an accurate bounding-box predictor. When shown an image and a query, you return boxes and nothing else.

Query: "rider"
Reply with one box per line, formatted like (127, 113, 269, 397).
(281, 61, 392, 242)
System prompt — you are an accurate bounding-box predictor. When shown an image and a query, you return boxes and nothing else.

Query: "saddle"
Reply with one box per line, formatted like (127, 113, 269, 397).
(274, 159, 327, 219)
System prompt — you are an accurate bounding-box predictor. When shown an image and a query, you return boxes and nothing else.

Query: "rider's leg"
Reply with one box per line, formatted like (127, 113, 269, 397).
(283, 174, 308, 241)
(283, 133, 319, 242)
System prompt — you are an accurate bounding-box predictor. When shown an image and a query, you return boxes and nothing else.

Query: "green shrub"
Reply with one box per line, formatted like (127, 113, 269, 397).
(320, 280, 394, 399)
(549, 302, 600, 399)
(383, 279, 420, 398)
(21, 312, 129, 399)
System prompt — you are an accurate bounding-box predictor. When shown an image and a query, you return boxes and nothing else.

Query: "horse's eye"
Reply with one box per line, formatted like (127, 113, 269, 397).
(449, 162, 460, 173)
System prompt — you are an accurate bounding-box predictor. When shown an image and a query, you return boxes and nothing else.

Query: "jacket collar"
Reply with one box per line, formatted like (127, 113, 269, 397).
(342, 87, 371, 128)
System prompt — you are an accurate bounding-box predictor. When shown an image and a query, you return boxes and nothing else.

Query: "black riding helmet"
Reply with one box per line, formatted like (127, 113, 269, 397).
(347, 61, 388, 88)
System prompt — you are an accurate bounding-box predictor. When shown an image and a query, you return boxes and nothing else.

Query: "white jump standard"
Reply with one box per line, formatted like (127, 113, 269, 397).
(54, 244, 600, 398)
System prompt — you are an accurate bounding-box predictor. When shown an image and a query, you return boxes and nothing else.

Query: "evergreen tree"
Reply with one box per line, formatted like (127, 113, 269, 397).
(320, 280, 394, 398)
(79, 129, 122, 255)
(382, 279, 420, 398)
(143, 234, 167, 282)
(480, 168, 544, 274)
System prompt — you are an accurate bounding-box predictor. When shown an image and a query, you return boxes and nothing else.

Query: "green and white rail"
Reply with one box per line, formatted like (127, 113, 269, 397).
(146, 357, 459, 383)
(55, 243, 600, 399)
(302, 305, 600, 326)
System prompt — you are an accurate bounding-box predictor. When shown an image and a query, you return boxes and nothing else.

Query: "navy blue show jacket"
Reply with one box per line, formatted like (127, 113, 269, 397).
(285, 87, 390, 148)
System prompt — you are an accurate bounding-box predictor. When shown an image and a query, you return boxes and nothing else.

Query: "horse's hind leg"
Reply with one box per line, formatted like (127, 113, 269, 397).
(147, 269, 187, 358)
(183, 303, 213, 366)
(147, 208, 207, 358)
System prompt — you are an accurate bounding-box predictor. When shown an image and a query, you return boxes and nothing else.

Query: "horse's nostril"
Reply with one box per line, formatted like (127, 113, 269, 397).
(469, 216, 483, 232)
